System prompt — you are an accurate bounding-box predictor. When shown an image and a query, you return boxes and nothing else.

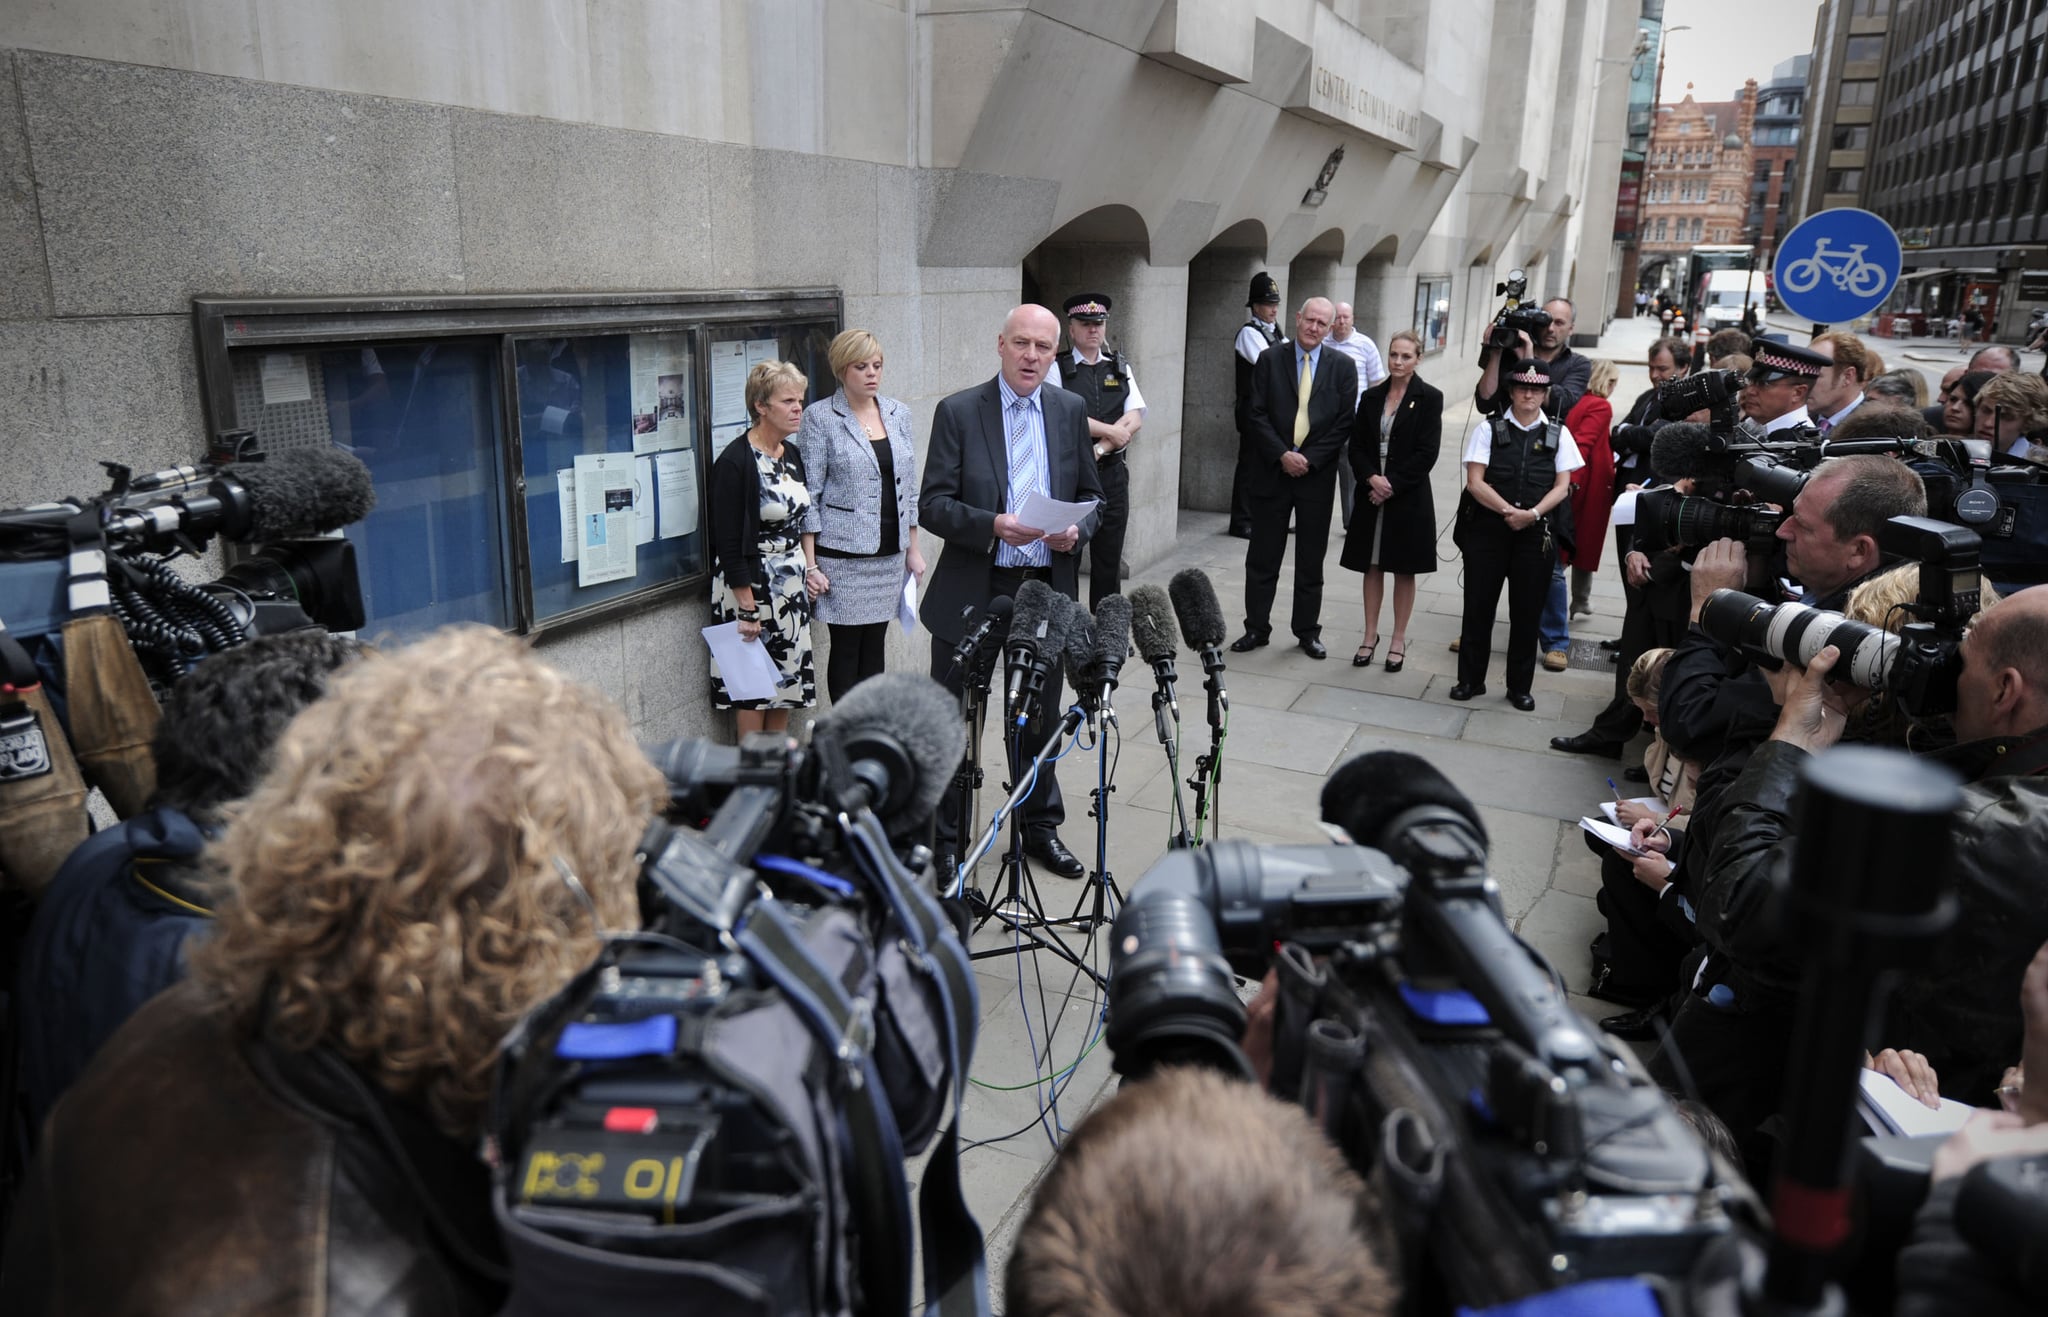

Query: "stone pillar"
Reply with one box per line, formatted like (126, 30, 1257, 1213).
(1286, 251, 1348, 313)
(1181, 248, 1276, 512)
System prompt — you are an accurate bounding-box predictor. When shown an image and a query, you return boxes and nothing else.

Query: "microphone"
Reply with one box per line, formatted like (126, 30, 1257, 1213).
(1090, 594, 1131, 720)
(1004, 579, 1065, 721)
(1127, 584, 1182, 722)
(1647, 421, 1720, 484)
(103, 445, 378, 547)
(1059, 595, 1098, 711)
(1319, 751, 1490, 857)
(816, 672, 967, 834)
(1167, 568, 1229, 730)
(949, 594, 1013, 686)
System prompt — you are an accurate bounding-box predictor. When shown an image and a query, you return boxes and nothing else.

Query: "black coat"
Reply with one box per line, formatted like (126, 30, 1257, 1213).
(1341, 377, 1442, 576)
(1243, 342, 1357, 489)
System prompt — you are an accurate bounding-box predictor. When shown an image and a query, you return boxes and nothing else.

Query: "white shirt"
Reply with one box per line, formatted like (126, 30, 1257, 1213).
(1236, 320, 1282, 364)
(1324, 330, 1388, 397)
(1462, 412, 1586, 473)
(1044, 348, 1145, 415)
(1760, 405, 1812, 435)
(1818, 393, 1864, 433)
(2010, 435, 2037, 461)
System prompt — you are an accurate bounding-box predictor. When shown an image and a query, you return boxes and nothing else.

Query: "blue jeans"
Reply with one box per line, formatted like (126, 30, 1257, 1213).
(1539, 551, 1569, 653)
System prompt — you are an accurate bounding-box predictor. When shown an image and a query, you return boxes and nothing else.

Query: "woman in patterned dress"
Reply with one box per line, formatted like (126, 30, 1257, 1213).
(708, 360, 818, 733)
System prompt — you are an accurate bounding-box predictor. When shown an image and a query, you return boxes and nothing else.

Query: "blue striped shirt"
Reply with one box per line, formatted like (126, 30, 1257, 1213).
(995, 374, 1050, 568)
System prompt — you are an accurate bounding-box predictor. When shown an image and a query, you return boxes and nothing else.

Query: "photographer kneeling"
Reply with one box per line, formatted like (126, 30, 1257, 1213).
(0, 627, 667, 1315)
(1660, 585, 2048, 1178)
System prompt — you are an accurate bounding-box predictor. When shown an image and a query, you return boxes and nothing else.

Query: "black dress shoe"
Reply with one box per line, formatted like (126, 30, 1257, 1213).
(1227, 526, 1252, 539)
(934, 852, 958, 887)
(1622, 765, 1650, 783)
(1299, 636, 1327, 660)
(1230, 633, 1270, 652)
(1550, 731, 1624, 758)
(1598, 637, 1623, 651)
(1447, 683, 1485, 701)
(1507, 692, 1536, 712)
(1600, 1002, 1667, 1042)
(1585, 962, 1664, 1008)
(1026, 832, 1086, 879)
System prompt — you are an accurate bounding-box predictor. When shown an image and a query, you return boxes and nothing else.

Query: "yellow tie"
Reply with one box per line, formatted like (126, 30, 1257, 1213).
(1293, 352, 1313, 447)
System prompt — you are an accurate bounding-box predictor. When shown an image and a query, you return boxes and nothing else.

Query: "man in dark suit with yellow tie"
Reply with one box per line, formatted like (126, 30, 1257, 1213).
(1231, 296, 1357, 659)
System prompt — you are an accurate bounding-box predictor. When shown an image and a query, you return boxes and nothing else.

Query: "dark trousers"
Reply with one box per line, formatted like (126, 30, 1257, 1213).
(825, 621, 888, 704)
(1458, 518, 1549, 694)
(1088, 456, 1129, 611)
(1228, 429, 1257, 535)
(1649, 983, 1798, 1181)
(1243, 465, 1337, 641)
(1585, 571, 1689, 742)
(1586, 833, 1692, 999)
(927, 571, 1067, 855)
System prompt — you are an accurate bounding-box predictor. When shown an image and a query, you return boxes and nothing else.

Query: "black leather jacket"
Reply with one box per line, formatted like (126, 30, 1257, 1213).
(1697, 728, 2048, 1102)
(0, 981, 507, 1316)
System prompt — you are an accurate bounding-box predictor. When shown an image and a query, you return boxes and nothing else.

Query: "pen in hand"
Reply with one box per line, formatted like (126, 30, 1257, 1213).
(1606, 777, 1623, 804)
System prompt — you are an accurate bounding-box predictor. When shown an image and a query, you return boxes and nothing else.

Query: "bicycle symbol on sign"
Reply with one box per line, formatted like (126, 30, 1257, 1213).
(1780, 238, 1888, 298)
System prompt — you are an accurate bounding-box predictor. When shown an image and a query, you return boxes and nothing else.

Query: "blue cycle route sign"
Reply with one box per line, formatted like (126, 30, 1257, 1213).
(1772, 208, 1903, 325)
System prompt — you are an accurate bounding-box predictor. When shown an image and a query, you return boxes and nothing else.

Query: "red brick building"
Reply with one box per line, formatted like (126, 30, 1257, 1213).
(1639, 81, 1759, 291)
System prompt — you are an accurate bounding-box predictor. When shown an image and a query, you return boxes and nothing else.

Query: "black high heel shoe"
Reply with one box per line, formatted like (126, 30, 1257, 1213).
(1352, 640, 1378, 668)
(1383, 643, 1406, 674)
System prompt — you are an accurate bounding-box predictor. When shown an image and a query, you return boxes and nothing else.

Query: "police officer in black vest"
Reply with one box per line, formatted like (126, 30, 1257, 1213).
(1229, 273, 1287, 538)
(1049, 292, 1147, 609)
(1451, 358, 1585, 711)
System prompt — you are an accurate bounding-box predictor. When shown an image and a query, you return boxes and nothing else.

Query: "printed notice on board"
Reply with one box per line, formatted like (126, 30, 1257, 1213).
(633, 456, 656, 545)
(629, 332, 692, 456)
(574, 453, 638, 587)
(744, 337, 780, 370)
(710, 341, 749, 427)
(260, 352, 312, 405)
(655, 449, 697, 538)
(555, 467, 579, 563)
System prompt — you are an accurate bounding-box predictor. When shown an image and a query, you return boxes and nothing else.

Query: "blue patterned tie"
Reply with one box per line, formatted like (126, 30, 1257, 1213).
(1008, 397, 1048, 567)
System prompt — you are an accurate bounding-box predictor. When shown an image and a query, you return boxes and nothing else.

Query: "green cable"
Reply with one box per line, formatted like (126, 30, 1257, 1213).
(967, 1028, 1105, 1092)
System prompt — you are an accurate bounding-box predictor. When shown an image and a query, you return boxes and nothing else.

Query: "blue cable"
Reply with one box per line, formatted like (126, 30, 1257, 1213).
(752, 852, 858, 899)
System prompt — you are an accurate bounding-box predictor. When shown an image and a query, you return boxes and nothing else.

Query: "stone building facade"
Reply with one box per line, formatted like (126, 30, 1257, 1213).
(1638, 84, 1759, 289)
(0, 0, 1632, 745)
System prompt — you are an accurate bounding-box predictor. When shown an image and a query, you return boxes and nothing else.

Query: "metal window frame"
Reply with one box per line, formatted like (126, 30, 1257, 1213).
(192, 289, 841, 638)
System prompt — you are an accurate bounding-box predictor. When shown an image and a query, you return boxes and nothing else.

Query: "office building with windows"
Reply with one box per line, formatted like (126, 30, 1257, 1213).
(1866, 0, 2048, 338)
(1792, 0, 1895, 220)
(1747, 55, 1808, 254)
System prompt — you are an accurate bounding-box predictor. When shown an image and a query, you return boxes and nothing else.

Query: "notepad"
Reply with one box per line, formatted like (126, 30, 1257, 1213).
(1580, 816, 1649, 856)
(1857, 1068, 1974, 1139)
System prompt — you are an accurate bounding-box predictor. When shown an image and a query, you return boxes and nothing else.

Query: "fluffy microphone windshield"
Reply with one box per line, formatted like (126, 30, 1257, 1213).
(822, 672, 965, 831)
(1010, 579, 1063, 657)
(230, 445, 378, 539)
(1092, 594, 1132, 682)
(1127, 584, 1181, 663)
(1319, 751, 1488, 850)
(1060, 595, 1098, 690)
(1648, 422, 1719, 484)
(1167, 569, 1227, 651)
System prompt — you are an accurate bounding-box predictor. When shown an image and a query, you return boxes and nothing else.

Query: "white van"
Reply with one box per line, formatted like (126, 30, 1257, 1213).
(1699, 270, 1767, 332)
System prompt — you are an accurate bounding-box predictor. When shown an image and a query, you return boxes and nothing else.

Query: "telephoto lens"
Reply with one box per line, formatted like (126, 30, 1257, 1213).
(1633, 489, 1785, 554)
(1698, 589, 1901, 690)
(1103, 867, 1250, 1082)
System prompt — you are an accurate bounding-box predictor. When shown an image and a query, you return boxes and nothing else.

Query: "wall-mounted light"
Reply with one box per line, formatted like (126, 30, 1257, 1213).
(1303, 145, 1345, 207)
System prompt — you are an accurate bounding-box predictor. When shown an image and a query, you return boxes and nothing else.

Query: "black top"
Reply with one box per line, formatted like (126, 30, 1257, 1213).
(871, 438, 899, 556)
(709, 433, 806, 592)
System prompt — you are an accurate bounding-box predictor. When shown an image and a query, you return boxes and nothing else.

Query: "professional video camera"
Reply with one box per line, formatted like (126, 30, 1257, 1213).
(0, 432, 372, 686)
(1654, 367, 1746, 435)
(1484, 269, 1554, 354)
(1104, 752, 1761, 1311)
(486, 673, 988, 1317)
(1697, 517, 1981, 718)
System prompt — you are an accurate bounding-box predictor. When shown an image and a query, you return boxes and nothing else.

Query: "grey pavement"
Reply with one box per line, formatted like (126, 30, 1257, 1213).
(946, 316, 1669, 1307)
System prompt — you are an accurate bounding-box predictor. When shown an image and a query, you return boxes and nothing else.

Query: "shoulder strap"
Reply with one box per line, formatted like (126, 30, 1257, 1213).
(1054, 349, 1076, 381)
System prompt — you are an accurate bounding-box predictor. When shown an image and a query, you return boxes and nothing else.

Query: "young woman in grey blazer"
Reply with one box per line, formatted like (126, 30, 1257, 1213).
(799, 329, 925, 701)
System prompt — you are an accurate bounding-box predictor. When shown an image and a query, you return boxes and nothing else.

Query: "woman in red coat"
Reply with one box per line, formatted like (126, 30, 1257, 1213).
(1564, 360, 1618, 619)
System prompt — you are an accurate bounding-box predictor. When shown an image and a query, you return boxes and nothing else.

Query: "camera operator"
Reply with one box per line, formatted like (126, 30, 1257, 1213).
(1005, 1065, 1396, 1317)
(1657, 583, 2048, 1182)
(0, 627, 667, 1315)
(11, 630, 362, 1134)
(1473, 296, 1590, 420)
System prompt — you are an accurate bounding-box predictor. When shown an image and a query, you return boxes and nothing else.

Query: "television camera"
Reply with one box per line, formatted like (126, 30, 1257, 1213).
(1483, 269, 1554, 354)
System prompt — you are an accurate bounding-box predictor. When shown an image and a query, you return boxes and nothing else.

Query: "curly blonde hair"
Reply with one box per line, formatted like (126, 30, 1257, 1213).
(189, 626, 666, 1137)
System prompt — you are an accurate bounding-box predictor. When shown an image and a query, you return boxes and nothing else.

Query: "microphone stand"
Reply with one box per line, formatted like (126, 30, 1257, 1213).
(1145, 662, 1194, 850)
(962, 690, 1105, 989)
(946, 629, 999, 888)
(1185, 649, 1230, 846)
(1062, 682, 1125, 935)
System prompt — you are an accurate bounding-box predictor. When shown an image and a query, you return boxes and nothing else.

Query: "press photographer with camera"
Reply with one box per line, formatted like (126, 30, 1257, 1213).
(1472, 282, 1589, 422)
(0, 627, 668, 1315)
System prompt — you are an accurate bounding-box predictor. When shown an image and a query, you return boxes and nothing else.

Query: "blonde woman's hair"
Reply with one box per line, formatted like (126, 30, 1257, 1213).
(1387, 328, 1426, 356)
(827, 328, 885, 377)
(1587, 359, 1620, 399)
(1627, 647, 1674, 706)
(745, 359, 808, 419)
(189, 625, 667, 1137)
(1977, 371, 2048, 434)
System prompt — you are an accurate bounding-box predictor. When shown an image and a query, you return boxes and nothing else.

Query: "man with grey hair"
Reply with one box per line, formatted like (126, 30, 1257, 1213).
(1232, 297, 1358, 659)
(1325, 301, 1388, 528)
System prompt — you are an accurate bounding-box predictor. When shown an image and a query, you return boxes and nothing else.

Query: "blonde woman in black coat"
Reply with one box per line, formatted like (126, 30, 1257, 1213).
(1340, 330, 1441, 673)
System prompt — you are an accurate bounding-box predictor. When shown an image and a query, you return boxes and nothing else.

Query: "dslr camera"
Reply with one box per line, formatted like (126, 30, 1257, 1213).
(1103, 756, 1758, 1311)
(1486, 270, 1554, 353)
(1698, 516, 1981, 717)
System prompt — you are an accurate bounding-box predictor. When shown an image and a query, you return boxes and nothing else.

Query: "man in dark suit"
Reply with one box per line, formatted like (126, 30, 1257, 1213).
(920, 304, 1105, 880)
(1231, 296, 1357, 659)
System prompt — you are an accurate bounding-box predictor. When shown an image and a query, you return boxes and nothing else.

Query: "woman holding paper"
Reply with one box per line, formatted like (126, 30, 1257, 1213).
(709, 360, 817, 732)
(798, 329, 924, 702)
